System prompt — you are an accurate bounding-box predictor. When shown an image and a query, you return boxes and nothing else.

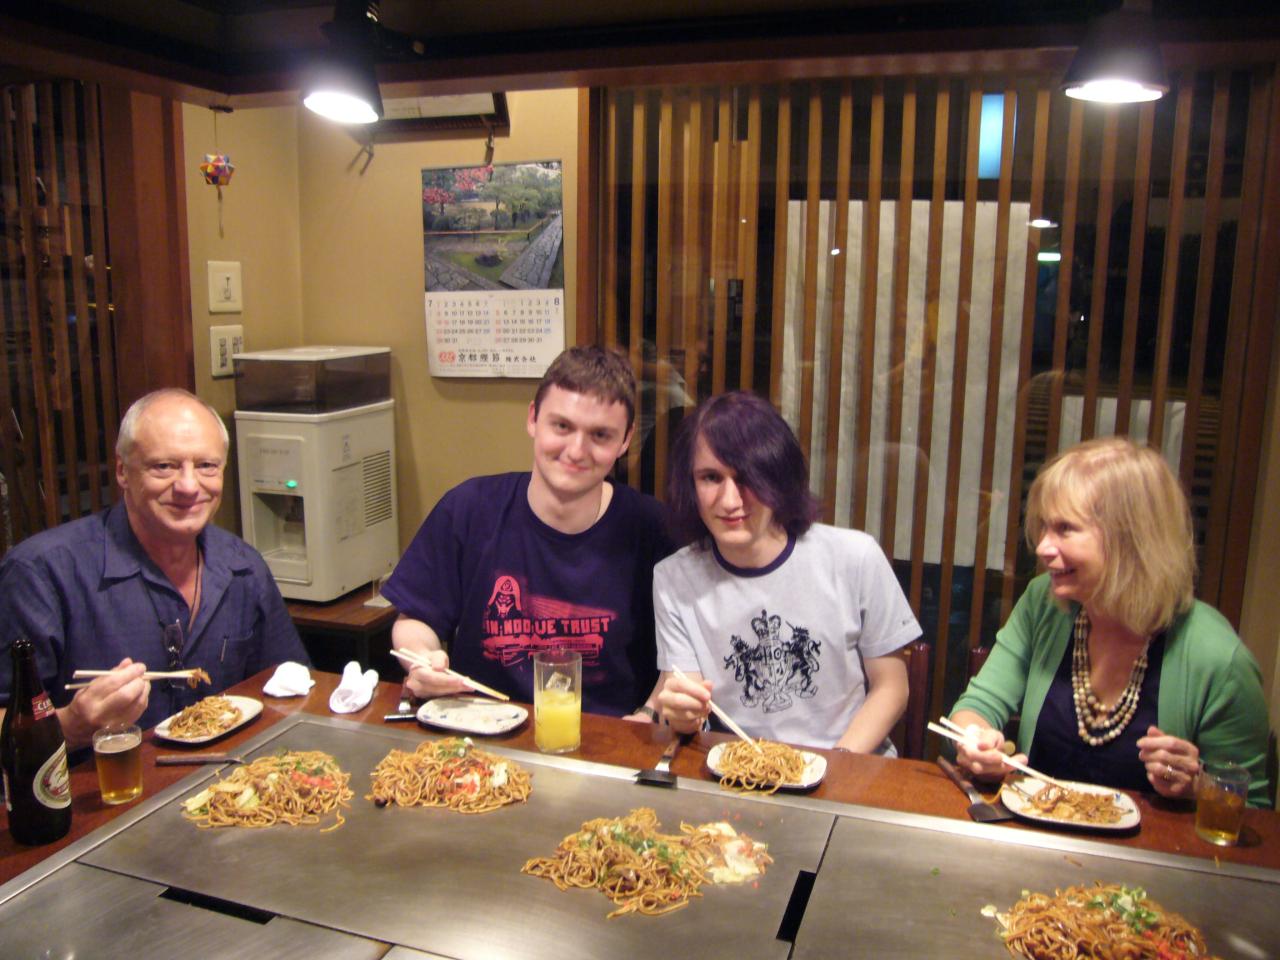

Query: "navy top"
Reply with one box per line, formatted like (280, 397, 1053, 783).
(1028, 634, 1165, 793)
(383, 472, 673, 716)
(0, 503, 307, 730)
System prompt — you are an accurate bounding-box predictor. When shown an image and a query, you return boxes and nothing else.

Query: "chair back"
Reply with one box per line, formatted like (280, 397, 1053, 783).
(895, 640, 932, 759)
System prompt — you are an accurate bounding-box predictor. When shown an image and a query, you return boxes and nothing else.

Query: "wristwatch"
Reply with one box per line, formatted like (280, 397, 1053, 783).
(635, 704, 659, 723)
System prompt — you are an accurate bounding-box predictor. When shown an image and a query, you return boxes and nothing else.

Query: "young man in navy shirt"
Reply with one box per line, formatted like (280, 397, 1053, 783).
(383, 346, 672, 719)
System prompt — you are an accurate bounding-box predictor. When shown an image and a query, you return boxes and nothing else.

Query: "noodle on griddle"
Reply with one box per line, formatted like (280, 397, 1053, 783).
(523, 807, 726, 918)
(181, 750, 353, 831)
(999, 883, 1222, 960)
(367, 737, 531, 814)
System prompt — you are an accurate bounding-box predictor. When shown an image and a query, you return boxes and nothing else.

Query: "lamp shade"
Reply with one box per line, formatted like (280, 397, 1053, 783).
(1062, 6, 1168, 104)
(302, 53, 383, 124)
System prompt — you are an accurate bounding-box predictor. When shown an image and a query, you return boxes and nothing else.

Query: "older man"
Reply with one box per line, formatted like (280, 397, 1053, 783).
(0, 388, 306, 750)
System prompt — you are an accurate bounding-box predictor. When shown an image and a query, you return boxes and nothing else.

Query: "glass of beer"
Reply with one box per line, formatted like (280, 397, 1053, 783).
(1194, 760, 1249, 846)
(533, 650, 581, 754)
(93, 723, 143, 805)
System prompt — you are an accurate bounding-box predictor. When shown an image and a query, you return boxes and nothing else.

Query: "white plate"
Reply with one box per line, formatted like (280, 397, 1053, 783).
(416, 696, 528, 735)
(1000, 776, 1141, 831)
(154, 695, 263, 744)
(706, 741, 826, 791)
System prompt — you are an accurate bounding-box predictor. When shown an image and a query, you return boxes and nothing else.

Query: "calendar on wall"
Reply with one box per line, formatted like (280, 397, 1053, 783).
(424, 289, 565, 378)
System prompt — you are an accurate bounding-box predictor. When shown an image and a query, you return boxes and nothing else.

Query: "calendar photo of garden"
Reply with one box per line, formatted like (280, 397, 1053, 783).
(422, 160, 563, 293)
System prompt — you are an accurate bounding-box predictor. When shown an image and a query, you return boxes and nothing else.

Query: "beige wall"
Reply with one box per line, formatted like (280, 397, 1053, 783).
(183, 90, 579, 545)
(183, 102, 305, 529)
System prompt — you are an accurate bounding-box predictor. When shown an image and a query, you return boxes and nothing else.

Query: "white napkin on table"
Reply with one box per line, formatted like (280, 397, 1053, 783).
(262, 661, 315, 697)
(329, 661, 379, 714)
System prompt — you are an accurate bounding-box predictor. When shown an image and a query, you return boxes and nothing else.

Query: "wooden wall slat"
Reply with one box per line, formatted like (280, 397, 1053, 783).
(768, 88, 791, 405)
(1000, 85, 1052, 619)
(909, 81, 950, 611)
(821, 82, 853, 522)
(798, 84, 822, 454)
(0, 86, 31, 542)
(711, 87, 733, 396)
(1178, 71, 1230, 488)
(60, 82, 104, 514)
(739, 89, 762, 392)
(653, 91, 677, 496)
(929, 85, 982, 721)
(14, 86, 59, 526)
(1203, 68, 1271, 606)
(966, 83, 1017, 650)
(1045, 98, 1083, 456)
(851, 79, 884, 530)
(1148, 77, 1193, 451)
(602, 95, 619, 347)
(1114, 103, 1155, 436)
(683, 92, 710, 402)
(82, 82, 118, 468)
(879, 79, 916, 561)
(37, 83, 83, 521)
(1080, 109, 1119, 440)
(625, 92, 647, 487)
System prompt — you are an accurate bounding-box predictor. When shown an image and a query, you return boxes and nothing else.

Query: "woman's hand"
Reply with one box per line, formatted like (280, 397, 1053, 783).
(401, 648, 471, 699)
(657, 670, 711, 734)
(949, 711, 1026, 782)
(1137, 725, 1200, 800)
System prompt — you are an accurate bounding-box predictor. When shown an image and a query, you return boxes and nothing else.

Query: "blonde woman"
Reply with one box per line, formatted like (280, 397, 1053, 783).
(951, 437, 1269, 806)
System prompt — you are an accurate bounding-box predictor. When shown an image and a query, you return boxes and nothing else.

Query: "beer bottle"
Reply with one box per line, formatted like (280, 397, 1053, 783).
(1, 636, 72, 845)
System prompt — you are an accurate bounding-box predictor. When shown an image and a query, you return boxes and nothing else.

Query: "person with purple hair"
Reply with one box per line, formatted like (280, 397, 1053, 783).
(655, 391, 920, 754)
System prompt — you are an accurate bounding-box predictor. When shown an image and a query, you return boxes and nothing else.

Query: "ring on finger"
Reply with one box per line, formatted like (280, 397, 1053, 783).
(1163, 763, 1175, 781)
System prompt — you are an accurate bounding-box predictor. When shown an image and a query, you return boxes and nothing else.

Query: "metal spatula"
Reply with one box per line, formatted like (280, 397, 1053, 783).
(636, 734, 688, 787)
(937, 756, 1012, 822)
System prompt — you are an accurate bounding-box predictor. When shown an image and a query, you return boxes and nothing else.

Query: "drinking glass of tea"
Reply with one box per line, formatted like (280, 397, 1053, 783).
(1194, 761, 1250, 846)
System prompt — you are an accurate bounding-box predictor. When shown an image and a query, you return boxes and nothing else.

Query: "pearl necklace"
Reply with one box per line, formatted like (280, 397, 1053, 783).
(1070, 609, 1149, 747)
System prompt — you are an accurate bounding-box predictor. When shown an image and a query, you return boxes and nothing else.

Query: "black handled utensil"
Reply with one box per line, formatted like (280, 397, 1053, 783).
(156, 754, 242, 765)
(636, 734, 688, 787)
(937, 756, 1012, 822)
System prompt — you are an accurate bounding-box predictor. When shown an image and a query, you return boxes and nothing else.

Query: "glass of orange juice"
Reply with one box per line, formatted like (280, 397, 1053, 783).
(533, 650, 581, 754)
(1195, 761, 1249, 846)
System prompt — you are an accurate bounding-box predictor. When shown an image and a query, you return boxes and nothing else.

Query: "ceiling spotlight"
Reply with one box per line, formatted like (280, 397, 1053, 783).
(1062, 1, 1168, 104)
(1038, 250, 1063, 263)
(303, 0, 422, 124)
(1028, 218, 1058, 230)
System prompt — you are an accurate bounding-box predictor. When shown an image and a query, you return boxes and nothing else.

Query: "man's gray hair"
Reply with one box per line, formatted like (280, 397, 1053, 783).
(116, 388, 230, 460)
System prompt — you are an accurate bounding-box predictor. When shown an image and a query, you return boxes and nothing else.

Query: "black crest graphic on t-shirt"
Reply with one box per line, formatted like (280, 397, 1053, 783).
(722, 608, 821, 714)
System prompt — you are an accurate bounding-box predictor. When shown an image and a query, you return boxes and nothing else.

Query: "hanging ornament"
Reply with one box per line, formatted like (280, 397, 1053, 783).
(201, 105, 236, 237)
(200, 152, 235, 186)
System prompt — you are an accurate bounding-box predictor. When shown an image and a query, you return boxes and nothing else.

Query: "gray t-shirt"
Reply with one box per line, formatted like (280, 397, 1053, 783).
(654, 523, 920, 753)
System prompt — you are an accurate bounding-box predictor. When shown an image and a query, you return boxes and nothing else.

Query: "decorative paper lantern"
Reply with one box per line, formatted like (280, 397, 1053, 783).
(200, 153, 235, 186)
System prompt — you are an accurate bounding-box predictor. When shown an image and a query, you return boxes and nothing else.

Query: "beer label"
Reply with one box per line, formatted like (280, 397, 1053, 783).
(34, 743, 71, 810)
(31, 692, 55, 721)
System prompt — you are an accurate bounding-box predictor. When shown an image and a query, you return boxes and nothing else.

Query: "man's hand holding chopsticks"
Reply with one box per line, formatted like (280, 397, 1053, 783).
(57, 658, 150, 750)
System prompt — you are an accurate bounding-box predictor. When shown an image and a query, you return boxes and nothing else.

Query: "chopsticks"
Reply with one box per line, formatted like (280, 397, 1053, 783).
(66, 668, 204, 690)
(388, 648, 510, 702)
(928, 716, 1069, 788)
(671, 666, 762, 753)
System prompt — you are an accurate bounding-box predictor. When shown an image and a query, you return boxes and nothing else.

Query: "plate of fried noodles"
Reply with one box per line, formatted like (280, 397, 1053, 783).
(706, 740, 825, 794)
(999, 776, 1139, 830)
(988, 882, 1221, 959)
(155, 694, 262, 744)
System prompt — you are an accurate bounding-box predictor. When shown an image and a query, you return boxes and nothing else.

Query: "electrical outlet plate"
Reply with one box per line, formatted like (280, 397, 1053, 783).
(210, 324, 243, 378)
(208, 260, 243, 313)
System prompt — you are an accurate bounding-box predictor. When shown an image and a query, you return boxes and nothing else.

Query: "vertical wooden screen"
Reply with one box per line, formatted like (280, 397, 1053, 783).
(1, 81, 117, 552)
(595, 63, 1280, 734)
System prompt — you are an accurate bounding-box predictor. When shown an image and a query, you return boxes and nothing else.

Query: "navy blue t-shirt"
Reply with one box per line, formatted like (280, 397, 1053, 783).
(383, 473, 672, 716)
(1028, 635, 1165, 794)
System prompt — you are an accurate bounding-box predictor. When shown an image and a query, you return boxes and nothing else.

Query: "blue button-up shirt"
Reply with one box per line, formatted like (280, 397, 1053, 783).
(0, 503, 307, 730)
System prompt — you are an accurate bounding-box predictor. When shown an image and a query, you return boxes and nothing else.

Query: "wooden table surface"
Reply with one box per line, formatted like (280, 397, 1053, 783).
(4, 669, 1277, 886)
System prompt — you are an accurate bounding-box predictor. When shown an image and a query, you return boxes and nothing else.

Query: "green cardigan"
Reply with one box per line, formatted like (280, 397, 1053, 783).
(953, 574, 1271, 807)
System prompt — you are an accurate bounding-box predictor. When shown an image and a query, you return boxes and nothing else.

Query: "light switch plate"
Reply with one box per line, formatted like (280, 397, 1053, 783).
(208, 260, 243, 313)
(210, 324, 243, 378)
